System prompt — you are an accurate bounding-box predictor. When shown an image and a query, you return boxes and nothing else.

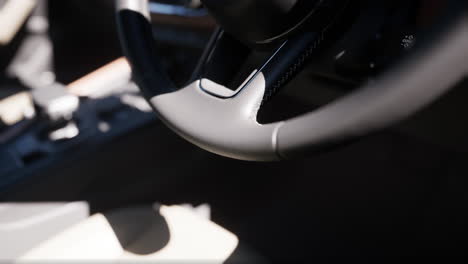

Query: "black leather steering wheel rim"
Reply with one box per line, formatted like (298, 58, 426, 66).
(116, 0, 468, 161)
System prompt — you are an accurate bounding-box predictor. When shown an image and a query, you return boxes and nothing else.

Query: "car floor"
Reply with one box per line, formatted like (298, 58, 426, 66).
(2, 118, 467, 260)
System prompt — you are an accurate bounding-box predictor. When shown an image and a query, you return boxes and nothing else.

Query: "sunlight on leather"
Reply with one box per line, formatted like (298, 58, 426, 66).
(18, 205, 239, 263)
(0, 0, 37, 45)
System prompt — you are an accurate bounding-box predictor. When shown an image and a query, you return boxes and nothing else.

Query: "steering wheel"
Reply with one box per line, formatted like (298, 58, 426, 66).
(116, 0, 468, 161)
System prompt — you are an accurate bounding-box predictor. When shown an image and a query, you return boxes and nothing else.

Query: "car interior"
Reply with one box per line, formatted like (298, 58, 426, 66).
(0, 0, 468, 262)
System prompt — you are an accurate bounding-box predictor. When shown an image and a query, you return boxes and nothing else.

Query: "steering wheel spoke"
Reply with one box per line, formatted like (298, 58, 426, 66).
(151, 76, 283, 161)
